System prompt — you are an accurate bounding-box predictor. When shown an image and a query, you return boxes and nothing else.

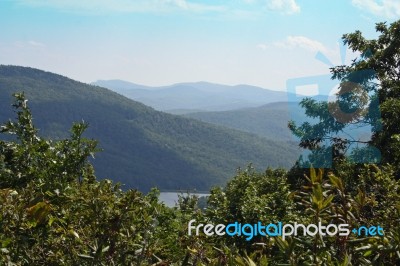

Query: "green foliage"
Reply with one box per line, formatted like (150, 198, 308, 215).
(279, 166, 400, 265)
(288, 20, 400, 169)
(338, 21, 400, 173)
(208, 166, 292, 225)
(0, 94, 275, 265)
(1, 20, 400, 265)
(0, 92, 399, 266)
(0, 93, 98, 189)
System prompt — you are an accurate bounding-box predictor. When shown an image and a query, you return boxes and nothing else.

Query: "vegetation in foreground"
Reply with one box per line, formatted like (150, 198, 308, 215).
(1, 21, 400, 265)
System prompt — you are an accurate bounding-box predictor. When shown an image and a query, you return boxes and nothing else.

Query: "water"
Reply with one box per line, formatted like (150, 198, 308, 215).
(159, 192, 209, 207)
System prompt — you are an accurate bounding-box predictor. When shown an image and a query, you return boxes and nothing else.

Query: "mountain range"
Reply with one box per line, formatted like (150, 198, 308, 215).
(93, 79, 303, 113)
(0, 66, 301, 192)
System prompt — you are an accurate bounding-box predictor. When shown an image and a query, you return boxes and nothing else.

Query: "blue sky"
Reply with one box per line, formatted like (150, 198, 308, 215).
(0, 0, 399, 90)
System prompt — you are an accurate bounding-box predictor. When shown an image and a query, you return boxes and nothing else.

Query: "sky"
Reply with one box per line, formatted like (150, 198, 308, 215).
(0, 0, 399, 91)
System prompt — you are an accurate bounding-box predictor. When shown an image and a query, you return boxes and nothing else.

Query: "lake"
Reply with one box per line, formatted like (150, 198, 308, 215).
(159, 192, 210, 207)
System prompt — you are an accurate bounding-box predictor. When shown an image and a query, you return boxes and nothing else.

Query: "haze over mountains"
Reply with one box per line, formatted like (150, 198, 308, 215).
(0, 66, 301, 192)
(94, 79, 360, 145)
(185, 102, 372, 152)
(185, 102, 308, 142)
(93, 79, 303, 114)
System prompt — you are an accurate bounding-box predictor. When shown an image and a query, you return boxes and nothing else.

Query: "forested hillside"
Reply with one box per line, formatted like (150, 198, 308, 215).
(186, 102, 307, 141)
(0, 66, 300, 191)
(185, 102, 371, 146)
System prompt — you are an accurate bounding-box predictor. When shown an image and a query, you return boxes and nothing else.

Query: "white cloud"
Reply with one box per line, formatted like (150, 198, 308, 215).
(28, 40, 45, 47)
(13, 0, 302, 18)
(352, 0, 400, 19)
(15, 0, 226, 14)
(274, 36, 327, 53)
(272, 37, 361, 67)
(266, 0, 300, 15)
(257, 43, 268, 50)
(14, 40, 46, 49)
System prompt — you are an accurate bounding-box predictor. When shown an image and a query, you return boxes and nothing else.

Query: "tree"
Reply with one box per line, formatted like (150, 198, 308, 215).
(289, 20, 400, 174)
(0, 93, 98, 189)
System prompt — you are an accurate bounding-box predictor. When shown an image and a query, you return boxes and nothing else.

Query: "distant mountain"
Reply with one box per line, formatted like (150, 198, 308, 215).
(185, 101, 372, 147)
(0, 66, 301, 192)
(95, 79, 156, 91)
(185, 102, 308, 142)
(92, 80, 302, 113)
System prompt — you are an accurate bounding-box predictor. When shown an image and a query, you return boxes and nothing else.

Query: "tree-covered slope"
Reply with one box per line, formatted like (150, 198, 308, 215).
(0, 65, 300, 191)
(185, 102, 308, 141)
(185, 101, 370, 145)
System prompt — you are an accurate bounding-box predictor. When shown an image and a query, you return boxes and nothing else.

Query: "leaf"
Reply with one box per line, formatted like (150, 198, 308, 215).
(69, 230, 80, 239)
(329, 174, 344, 191)
(322, 194, 334, 209)
(1, 238, 12, 248)
(78, 254, 94, 260)
(354, 244, 372, 252)
(48, 215, 56, 226)
(1, 248, 9, 254)
(26, 201, 51, 226)
(363, 250, 372, 257)
(310, 167, 316, 183)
